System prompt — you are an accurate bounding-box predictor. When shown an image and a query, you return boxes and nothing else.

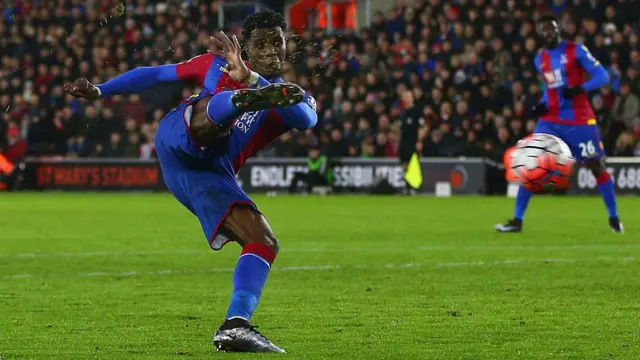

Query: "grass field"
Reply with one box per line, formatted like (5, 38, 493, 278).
(1, 193, 639, 360)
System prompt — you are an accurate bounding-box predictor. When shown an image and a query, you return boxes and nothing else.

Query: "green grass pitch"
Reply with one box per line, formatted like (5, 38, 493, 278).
(1, 193, 639, 359)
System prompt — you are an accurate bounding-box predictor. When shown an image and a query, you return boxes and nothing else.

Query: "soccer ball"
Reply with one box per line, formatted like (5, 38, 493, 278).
(509, 133, 576, 193)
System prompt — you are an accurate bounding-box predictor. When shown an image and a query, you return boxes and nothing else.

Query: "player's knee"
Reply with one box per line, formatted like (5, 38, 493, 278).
(585, 159, 605, 176)
(264, 235, 280, 254)
(224, 205, 279, 253)
(244, 233, 279, 254)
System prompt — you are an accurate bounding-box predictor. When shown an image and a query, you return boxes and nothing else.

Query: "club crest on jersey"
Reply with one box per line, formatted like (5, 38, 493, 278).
(219, 65, 229, 73)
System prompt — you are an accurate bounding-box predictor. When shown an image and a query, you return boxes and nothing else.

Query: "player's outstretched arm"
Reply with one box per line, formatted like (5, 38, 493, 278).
(576, 44, 610, 91)
(65, 54, 213, 99)
(531, 54, 549, 117)
(65, 65, 179, 99)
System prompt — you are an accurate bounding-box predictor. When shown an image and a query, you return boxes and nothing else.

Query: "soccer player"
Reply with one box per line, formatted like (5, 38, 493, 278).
(496, 14, 623, 233)
(65, 10, 317, 353)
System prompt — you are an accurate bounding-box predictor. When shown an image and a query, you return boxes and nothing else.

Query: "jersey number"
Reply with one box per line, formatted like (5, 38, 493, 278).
(579, 141, 597, 158)
(543, 69, 564, 89)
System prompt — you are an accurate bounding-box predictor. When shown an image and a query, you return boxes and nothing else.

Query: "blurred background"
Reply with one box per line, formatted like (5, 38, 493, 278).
(0, 0, 639, 193)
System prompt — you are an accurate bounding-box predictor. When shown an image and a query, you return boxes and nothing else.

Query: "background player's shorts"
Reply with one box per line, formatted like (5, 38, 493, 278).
(534, 120, 606, 162)
(155, 104, 258, 250)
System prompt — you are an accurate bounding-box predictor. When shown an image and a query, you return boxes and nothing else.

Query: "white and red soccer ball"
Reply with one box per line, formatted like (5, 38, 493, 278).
(505, 134, 576, 193)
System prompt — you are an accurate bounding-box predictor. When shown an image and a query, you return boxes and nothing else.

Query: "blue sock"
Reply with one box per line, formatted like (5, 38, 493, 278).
(596, 172, 619, 218)
(206, 91, 240, 126)
(514, 186, 533, 220)
(225, 243, 276, 321)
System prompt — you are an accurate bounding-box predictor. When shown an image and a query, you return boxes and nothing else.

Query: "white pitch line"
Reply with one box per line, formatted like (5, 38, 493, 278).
(3, 244, 640, 260)
(2, 257, 635, 280)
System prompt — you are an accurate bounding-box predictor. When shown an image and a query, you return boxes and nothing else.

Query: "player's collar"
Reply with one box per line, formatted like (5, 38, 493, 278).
(244, 61, 283, 82)
(546, 39, 563, 50)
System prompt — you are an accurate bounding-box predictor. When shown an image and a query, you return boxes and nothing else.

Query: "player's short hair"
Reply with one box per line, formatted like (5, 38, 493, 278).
(242, 9, 287, 41)
(538, 13, 558, 25)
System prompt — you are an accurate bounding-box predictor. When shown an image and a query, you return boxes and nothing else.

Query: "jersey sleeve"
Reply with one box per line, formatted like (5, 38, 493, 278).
(534, 53, 542, 73)
(575, 44, 609, 91)
(175, 53, 215, 86)
(96, 53, 215, 97)
(534, 54, 548, 105)
(96, 65, 180, 97)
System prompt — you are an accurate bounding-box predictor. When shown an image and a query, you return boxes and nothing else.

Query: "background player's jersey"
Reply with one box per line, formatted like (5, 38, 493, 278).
(534, 41, 609, 125)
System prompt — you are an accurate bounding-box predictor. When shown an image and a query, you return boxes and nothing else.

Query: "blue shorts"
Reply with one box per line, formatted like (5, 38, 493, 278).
(534, 120, 605, 162)
(155, 104, 256, 250)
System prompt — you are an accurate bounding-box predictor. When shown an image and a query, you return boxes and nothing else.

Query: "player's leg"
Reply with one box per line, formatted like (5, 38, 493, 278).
(213, 205, 285, 353)
(495, 184, 530, 232)
(157, 106, 284, 351)
(185, 173, 284, 352)
(583, 158, 622, 232)
(496, 124, 556, 232)
(206, 83, 305, 127)
(569, 125, 623, 233)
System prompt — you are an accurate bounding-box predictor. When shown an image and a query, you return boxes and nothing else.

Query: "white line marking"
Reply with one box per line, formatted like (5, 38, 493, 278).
(2, 257, 635, 280)
(2, 244, 640, 260)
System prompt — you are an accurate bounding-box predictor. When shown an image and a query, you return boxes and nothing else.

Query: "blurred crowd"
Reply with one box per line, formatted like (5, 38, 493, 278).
(1, 0, 640, 164)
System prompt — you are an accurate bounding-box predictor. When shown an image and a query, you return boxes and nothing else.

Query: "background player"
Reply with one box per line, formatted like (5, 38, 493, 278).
(65, 10, 317, 353)
(496, 14, 623, 234)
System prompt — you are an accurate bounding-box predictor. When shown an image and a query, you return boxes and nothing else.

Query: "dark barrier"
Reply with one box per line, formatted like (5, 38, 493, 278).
(21, 157, 639, 195)
(570, 158, 640, 195)
(22, 157, 487, 194)
(23, 158, 165, 191)
(236, 158, 487, 194)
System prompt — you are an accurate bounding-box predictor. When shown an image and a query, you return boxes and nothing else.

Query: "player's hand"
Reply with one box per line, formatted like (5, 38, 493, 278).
(64, 78, 100, 100)
(562, 86, 585, 99)
(531, 103, 548, 118)
(209, 31, 251, 83)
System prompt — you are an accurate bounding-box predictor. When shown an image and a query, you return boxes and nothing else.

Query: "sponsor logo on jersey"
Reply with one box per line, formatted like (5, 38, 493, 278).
(543, 71, 557, 83)
(235, 111, 260, 134)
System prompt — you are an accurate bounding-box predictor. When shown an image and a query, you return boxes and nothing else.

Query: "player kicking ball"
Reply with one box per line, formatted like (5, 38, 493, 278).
(65, 10, 317, 353)
(496, 14, 623, 234)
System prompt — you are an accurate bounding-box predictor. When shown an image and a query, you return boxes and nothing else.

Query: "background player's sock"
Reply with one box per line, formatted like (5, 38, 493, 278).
(514, 186, 533, 220)
(206, 91, 240, 126)
(595, 171, 619, 218)
(224, 243, 276, 324)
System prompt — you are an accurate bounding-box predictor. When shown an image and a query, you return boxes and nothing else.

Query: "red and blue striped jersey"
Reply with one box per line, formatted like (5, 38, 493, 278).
(96, 53, 317, 172)
(175, 53, 248, 94)
(534, 41, 609, 125)
(174, 54, 317, 172)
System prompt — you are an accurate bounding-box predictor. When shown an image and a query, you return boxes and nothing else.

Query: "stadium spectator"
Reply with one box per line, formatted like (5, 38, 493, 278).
(612, 82, 640, 128)
(1, 0, 639, 161)
(289, 145, 333, 194)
